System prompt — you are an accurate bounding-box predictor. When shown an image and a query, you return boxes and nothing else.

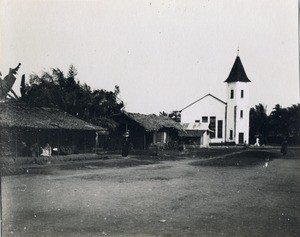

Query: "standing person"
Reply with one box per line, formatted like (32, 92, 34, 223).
(254, 137, 260, 147)
(122, 131, 130, 157)
(281, 138, 288, 156)
(45, 143, 52, 156)
(30, 143, 39, 163)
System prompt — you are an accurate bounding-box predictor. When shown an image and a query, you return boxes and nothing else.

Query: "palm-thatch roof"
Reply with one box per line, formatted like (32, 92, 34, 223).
(0, 100, 105, 131)
(123, 112, 184, 132)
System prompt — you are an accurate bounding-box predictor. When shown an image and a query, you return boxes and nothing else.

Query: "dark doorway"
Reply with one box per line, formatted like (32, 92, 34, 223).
(238, 133, 244, 144)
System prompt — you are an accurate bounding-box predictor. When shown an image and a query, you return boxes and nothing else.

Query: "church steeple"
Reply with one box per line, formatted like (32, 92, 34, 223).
(224, 56, 251, 83)
(225, 53, 251, 145)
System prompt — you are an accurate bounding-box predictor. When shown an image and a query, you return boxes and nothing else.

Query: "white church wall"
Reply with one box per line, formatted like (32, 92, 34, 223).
(181, 95, 226, 143)
(226, 82, 250, 144)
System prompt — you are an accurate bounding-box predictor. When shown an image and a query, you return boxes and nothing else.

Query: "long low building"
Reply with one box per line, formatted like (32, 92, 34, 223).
(0, 100, 106, 157)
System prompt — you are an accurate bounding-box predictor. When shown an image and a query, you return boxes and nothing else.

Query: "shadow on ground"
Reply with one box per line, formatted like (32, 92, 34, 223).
(190, 150, 281, 167)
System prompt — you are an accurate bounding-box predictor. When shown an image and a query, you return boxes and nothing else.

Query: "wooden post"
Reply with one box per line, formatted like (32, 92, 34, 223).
(58, 129, 61, 156)
(84, 132, 87, 153)
(95, 132, 98, 154)
(37, 131, 40, 157)
(57, 130, 60, 156)
(15, 131, 18, 159)
(72, 131, 75, 154)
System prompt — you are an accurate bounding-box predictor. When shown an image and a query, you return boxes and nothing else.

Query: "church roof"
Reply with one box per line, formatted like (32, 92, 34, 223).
(180, 93, 226, 112)
(224, 56, 251, 83)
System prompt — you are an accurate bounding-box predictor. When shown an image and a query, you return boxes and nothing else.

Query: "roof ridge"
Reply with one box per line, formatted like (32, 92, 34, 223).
(180, 93, 226, 112)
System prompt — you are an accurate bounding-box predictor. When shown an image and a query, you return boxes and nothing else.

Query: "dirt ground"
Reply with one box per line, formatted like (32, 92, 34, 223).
(2, 148, 300, 237)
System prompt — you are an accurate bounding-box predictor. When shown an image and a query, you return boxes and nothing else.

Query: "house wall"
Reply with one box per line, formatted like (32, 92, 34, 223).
(153, 131, 167, 144)
(118, 122, 147, 149)
(181, 95, 226, 143)
(0, 127, 97, 157)
(153, 130, 179, 149)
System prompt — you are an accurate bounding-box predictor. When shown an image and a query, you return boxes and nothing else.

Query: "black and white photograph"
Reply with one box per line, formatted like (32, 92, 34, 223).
(0, 0, 299, 236)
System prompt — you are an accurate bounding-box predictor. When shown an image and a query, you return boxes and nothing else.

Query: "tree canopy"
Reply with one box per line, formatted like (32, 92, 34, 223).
(250, 103, 300, 145)
(20, 65, 124, 130)
(159, 110, 181, 122)
(249, 103, 268, 144)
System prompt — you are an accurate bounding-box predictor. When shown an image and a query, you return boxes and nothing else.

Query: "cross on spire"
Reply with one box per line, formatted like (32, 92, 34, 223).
(237, 46, 239, 56)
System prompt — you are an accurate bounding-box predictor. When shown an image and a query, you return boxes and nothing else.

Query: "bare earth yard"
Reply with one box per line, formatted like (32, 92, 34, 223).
(2, 148, 300, 237)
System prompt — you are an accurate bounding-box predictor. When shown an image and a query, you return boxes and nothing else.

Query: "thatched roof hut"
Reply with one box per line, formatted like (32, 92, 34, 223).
(111, 112, 184, 150)
(0, 100, 105, 131)
(0, 100, 106, 156)
(124, 112, 184, 132)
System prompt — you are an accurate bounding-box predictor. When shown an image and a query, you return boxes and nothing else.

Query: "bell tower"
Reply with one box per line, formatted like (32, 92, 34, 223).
(225, 52, 251, 144)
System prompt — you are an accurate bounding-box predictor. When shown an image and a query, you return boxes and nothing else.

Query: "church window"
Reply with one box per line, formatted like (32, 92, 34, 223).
(240, 110, 243, 118)
(209, 117, 216, 138)
(217, 120, 223, 138)
(230, 130, 233, 140)
(202, 116, 208, 123)
(230, 89, 234, 99)
(195, 120, 200, 123)
(241, 90, 244, 98)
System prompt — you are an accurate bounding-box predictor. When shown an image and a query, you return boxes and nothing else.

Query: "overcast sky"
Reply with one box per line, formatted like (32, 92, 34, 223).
(0, 0, 298, 114)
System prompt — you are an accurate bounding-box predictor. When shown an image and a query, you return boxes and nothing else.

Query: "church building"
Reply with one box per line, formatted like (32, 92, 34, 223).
(180, 54, 251, 146)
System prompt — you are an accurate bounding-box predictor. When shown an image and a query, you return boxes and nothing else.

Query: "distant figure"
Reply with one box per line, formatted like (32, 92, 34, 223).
(281, 139, 288, 156)
(243, 140, 248, 149)
(122, 131, 130, 157)
(41, 143, 52, 157)
(31, 143, 39, 157)
(21, 142, 30, 156)
(254, 138, 260, 147)
(30, 143, 39, 164)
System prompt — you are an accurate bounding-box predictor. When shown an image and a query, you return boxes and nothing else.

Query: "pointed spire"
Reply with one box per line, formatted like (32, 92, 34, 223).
(224, 55, 251, 83)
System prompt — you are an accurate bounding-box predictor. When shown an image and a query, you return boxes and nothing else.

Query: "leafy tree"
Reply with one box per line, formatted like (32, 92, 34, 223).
(159, 111, 168, 117)
(262, 103, 300, 144)
(169, 110, 181, 122)
(267, 103, 300, 144)
(159, 110, 181, 122)
(287, 104, 300, 139)
(268, 104, 289, 139)
(20, 65, 124, 130)
(249, 104, 268, 144)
